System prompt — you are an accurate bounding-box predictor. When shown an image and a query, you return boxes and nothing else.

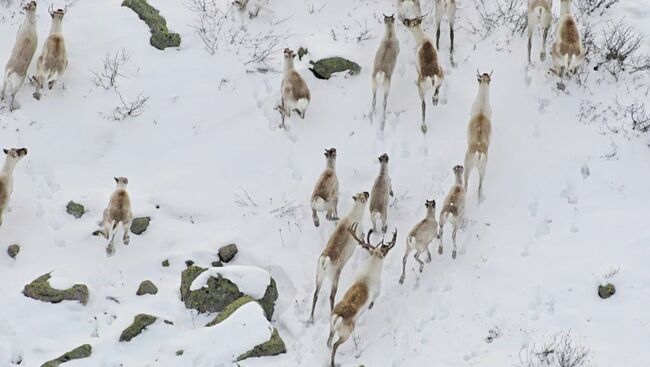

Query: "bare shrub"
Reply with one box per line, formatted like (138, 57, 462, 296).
(575, 0, 619, 16)
(592, 20, 649, 78)
(467, 0, 527, 39)
(186, 0, 233, 55)
(111, 91, 149, 120)
(519, 331, 592, 367)
(625, 102, 650, 133)
(91, 49, 128, 90)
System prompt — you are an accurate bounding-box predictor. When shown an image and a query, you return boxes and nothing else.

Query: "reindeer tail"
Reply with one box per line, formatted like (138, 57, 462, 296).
(312, 196, 326, 211)
(296, 98, 309, 119)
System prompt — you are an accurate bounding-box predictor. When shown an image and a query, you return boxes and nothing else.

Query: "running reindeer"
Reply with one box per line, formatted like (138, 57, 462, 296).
(551, 0, 584, 77)
(371, 14, 399, 125)
(527, 0, 553, 63)
(278, 48, 310, 128)
(1, 1, 37, 111)
(369, 154, 393, 233)
(438, 165, 465, 259)
(434, 0, 457, 66)
(0, 148, 28, 227)
(34, 6, 68, 100)
(403, 16, 444, 133)
(94, 177, 134, 257)
(311, 148, 339, 227)
(327, 223, 397, 367)
(464, 71, 492, 203)
(400, 199, 438, 284)
(309, 192, 369, 323)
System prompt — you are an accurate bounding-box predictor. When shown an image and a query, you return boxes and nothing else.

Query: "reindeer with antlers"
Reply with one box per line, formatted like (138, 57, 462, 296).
(33, 6, 68, 100)
(327, 223, 397, 367)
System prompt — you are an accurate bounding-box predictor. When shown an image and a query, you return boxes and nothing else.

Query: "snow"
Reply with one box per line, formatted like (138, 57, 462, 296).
(189, 264, 271, 299)
(0, 0, 649, 366)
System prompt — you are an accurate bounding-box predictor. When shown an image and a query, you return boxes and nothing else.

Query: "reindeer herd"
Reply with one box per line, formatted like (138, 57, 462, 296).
(0, 0, 589, 365)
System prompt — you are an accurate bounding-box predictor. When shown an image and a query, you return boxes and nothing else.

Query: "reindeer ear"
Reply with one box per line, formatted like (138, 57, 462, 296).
(114, 177, 119, 183)
(2, 149, 7, 155)
(352, 195, 357, 201)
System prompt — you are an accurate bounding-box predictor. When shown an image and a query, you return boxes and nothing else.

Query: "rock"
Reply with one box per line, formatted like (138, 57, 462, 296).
(176, 350, 184, 356)
(237, 328, 286, 361)
(119, 314, 157, 342)
(185, 260, 195, 267)
(136, 280, 158, 295)
(297, 47, 308, 60)
(180, 265, 278, 320)
(130, 217, 150, 235)
(161, 259, 170, 267)
(23, 273, 89, 305)
(121, 0, 181, 50)
(65, 201, 85, 219)
(218, 243, 238, 263)
(211, 260, 223, 267)
(598, 283, 616, 299)
(7, 244, 20, 259)
(206, 296, 255, 327)
(41, 344, 92, 367)
(309, 57, 361, 79)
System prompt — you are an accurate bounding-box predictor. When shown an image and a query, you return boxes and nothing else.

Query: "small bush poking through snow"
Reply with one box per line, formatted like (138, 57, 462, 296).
(519, 331, 592, 367)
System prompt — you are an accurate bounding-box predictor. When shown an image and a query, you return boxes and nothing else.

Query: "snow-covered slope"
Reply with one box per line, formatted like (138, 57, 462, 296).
(0, 0, 649, 366)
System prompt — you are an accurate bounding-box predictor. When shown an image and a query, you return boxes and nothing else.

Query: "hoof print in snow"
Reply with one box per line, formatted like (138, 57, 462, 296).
(130, 217, 150, 235)
(309, 57, 361, 80)
(136, 280, 158, 295)
(121, 0, 181, 50)
(65, 201, 85, 219)
(7, 244, 20, 259)
(161, 259, 170, 267)
(23, 273, 89, 305)
(41, 344, 92, 367)
(119, 314, 158, 342)
(598, 283, 616, 299)
(180, 265, 278, 320)
(204, 296, 287, 361)
(218, 243, 238, 263)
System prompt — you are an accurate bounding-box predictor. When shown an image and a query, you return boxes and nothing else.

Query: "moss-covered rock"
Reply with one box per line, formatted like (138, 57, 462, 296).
(297, 47, 308, 60)
(161, 259, 170, 267)
(23, 274, 89, 305)
(130, 217, 150, 235)
(218, 243, 238, 263)
(7, 244, 20, 259)
(136, 280, 158, 295)
(122, 0, 180, 50)
(119, 314, 157, 342)
(598, 283, 616, 299)
(309, 57, 361, 79)
(180, 265, 242, 314)
(205, 295, 255, 327)
(41, 344, 92, 367)
(236, 328, 286, 361)
(65, 201, 85, 219)
(258, 278, 278, 321)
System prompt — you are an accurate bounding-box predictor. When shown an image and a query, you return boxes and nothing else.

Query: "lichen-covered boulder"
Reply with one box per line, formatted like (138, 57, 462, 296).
(161, 259, 170, 267)
(180, 265, 278, 320)
(130, 217, 150, 235)
(41, 344, 92, 367)
(598, 283, 616, 299)
(119, 314, 157, 342)
(122, 0, 181, 50)
(7, 244, 20, 259)
(23, 273, 89, 305)
(65, 201, 85, 219)
(205, 296, 255, 327)
(136, 280, 158, 295)
(237, 328, 286, 361)
(309, 57, 361, 79)
(218, 243, 238, 263)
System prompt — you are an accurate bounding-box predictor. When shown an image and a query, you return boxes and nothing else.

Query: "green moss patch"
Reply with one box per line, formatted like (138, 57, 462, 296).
(119, 314, 158, 342)
(23, 273, 89, 305)
(236, 328, 286, 361)
(41, 344, 92, 367)
(122, 0, 181, 50)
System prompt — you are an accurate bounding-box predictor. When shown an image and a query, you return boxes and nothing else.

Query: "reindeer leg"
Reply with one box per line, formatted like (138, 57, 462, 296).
(309, 258, 326, 323)
(279, 98, 286, 128)
(312, 209, 320, 227)
(414, 251, 425, 273)
(331, 335, 349, 367)
(399, 244, 412, 285)
(426, 248, 432, 263)
(420, 93, 427, 134)
(449, 21, 456, 66)
(463, 151, 472, 192)
(123, 219, 132, 245)
(451, 221, 459, 259)
(436, 22, 441, 50)
(438, 214, 447, 255)
(478, 152, 488, 204)
(329, 269, 342, 312)
(382, 78, 390, 126)
(541, 27, 549, 61)
(371, 74, 378, 122)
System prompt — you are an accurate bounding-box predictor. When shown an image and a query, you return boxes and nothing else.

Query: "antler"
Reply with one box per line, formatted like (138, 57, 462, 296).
(48, 4, 54, 15)
(381, 229, 398, 252)
(347, 223, 375, 251)
(476, 68, 481, 78)
(489, 70, 494, 77)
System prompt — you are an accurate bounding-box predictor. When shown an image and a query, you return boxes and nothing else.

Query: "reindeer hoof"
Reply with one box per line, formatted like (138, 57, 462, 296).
(92, 230, 102, 237)
(313, 220, 320, 227)
(421, 124, 428, 134)
(399, 276, 405, 285)
(452, 250, 457, 259)
(438, 246, 443, 255)
(123, 238, 130, 246)
(33, 92, 41, 101)
(540, 52, 546, 62)
(106, 245, 115, 257)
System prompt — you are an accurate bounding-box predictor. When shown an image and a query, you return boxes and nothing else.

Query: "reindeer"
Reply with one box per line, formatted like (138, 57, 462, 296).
(33, 6, 68, 101)
(1, 1, 37, 112)
(279, 48, 310, 128)
(434, 0, 457, 65)
(95, 177, 133, 257)
(527, 0, 553, 63)
(0, 148, 28, 227)
(397, 0, 421, 24)
(551, 0, 584, 77)
(371, 14, 399, 124)
(309, 192, 369, 323)
(438, 165, 465, 259)
(400, 199, 437, 284)
(311, 148, 339, 227)
(327, 223, 397, 367)
(369, 154, 392, 233)
(403, 16, 444, 134)
(464, 71, 492, 203)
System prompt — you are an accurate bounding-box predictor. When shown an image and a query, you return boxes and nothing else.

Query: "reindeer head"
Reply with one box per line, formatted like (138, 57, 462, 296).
(452, 165, 464, 178)
(378, 153, 389, 164)
(3, 148, 28, 161)
(476, 69, 493, 84)
(324, 148, 337, 159)
(48, 5, 67, 20)
(382, 13, 395, 25)
(348, 222, 397, 258)
(114, 176, 129, 189)
(425, 199, 436, 209)
(23, 1, 37, 12)
(402, 15, 424, 28)
(352, 191, 370, 204)
(283, 48, 296, 59)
